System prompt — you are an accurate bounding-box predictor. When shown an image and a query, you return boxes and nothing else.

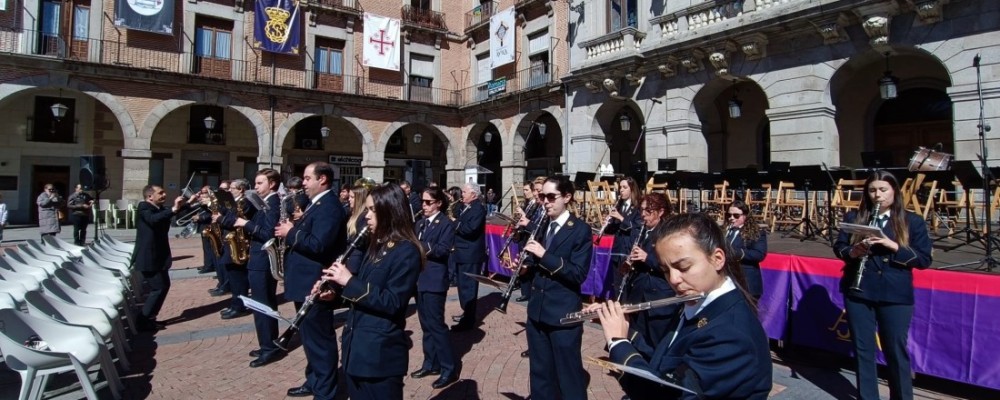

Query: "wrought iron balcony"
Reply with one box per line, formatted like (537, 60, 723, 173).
(461, 64, 558, 105)
(401, 5, 448, 32)
(465, 2, 497, 32)
(303, 0, 361, 14)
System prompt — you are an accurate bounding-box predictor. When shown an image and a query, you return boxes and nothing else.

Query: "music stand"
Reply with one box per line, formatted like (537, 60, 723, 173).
(861, 151, 894, 170)
(573, 172, 596, 192)
(724, 167, 761, 200)
(785, 165, 828, 242)
(939, 161, 998, 252)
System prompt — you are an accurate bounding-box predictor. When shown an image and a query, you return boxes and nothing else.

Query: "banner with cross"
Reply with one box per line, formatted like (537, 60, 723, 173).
(363, 12, 401, 71)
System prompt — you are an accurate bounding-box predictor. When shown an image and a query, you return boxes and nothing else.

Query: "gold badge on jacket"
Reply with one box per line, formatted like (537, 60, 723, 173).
(697, 318, 708, 328)
(567, 220, 575, 227)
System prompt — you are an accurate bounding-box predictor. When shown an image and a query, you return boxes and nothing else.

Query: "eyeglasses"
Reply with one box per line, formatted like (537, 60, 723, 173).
(539, 193, 561, 203)
(421, 199, 437, 205)
(641, 208, 660, 214)
(726, 213, 744, 218)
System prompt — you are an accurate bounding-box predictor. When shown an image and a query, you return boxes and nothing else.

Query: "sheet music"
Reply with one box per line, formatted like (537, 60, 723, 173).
(838, 223, 887, 239)
(239, 295, 290, 323)
(593, 360, 697, 394)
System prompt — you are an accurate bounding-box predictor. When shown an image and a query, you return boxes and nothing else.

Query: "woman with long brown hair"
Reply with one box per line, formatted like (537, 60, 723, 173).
(725, 199, 767, 299)
(621, 192, 676, 344)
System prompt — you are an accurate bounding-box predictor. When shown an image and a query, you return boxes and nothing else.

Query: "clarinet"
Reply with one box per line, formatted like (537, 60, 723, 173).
(495, 213, 549, 314)
(274, 226, 370, 351)
(616, 224, 648, 302)
(849, 202, 881, 292)
(595, 198, 625, 244)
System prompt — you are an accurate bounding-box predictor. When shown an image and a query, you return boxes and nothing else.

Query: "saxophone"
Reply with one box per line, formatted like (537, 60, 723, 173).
(264, 193, 292, 281)
(202, 192, 224, 258)
(224, 199, 251, 265)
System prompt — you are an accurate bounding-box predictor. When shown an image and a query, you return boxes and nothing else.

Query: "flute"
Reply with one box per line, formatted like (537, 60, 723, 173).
(560, 293, 705, 325)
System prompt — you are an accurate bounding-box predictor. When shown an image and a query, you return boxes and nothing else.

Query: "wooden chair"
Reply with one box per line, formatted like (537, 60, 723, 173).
(769, 182, 810, 233)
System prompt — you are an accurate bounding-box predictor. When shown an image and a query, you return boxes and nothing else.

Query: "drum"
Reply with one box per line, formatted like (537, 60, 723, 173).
(907, 147, 953, 171)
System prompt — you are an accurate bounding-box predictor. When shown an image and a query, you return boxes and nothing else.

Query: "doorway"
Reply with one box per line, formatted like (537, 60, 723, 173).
(32, 165, 71, 224)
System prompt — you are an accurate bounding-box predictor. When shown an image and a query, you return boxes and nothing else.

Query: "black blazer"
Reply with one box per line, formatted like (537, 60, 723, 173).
(452, 201, 486, 264)
(609, 290, 772, 400)
(626, 226, 677, 319)
(416, 213, 454, 293)
(340, 240, 421, 378)
(133, 201, 177, 272)
(283, 193, 347, 302)
(223, 193, 280, 272)
(217, 198, 256, 265)
(526, 214, 593, 326)
(834, 211, 932, 304)
(727, 229, 767, 298)
(610, 201, 642, 258)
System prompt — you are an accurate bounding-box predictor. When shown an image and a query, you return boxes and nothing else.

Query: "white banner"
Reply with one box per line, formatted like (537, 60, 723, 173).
(363, 13, 400, 71)
(489, 6, 515, 68)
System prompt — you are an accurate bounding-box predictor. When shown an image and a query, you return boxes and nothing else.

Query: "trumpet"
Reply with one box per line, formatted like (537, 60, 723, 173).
(849, 202, 881, 292)
(560, 293, 705, 325)
(274, 226, 370, 351)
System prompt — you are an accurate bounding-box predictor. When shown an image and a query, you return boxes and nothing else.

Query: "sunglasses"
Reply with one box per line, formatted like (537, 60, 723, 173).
(539, 193, 562, 202)
(421, 199, 437, 205)
(726, 213, 744, 218)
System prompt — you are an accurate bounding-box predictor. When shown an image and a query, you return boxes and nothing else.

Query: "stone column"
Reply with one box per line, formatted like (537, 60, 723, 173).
(120, 149, 152, 201)
(766, 104, 839, 167)
(663, 121, 707, 171)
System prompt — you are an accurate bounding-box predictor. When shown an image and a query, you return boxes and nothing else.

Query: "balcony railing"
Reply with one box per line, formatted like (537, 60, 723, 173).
(304, 0, 361, 14)
(461, 65, 558, 104)
(465, 2, 497, 32)
(0, 28, 462, 107)
(401, 5, 447, 32)
(580, 27, 646, 60)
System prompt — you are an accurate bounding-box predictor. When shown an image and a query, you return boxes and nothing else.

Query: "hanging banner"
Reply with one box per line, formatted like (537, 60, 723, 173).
(114, 0, 175, 35)
(362, 12, 401, 71)
(489, 6, 515, 68)
(253, 0, 301, 54)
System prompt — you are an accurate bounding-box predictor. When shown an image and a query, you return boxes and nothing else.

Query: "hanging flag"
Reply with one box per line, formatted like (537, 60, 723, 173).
(254, 0, 301, 54)
(363, 12, 401, 71)
(114, 0, 175, 35)
(490, 6, 515, 68)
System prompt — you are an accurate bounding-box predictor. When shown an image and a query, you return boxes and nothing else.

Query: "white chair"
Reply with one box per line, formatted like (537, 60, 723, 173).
(39, 279, 129, 333)
(0, 308, 121, 400)
(0, 267, 43, 294)
(95, 199, 112, 230)
(17, 243, 73, 265)
(0, 280, 29, 304)
(3, 251, 59, 278)
(0, 293, 16, 309)
(41, 235, 85, 258)
(24, 290, 131, 369)
(114, 200, 131, 229)
(101, 234, 135, 254)
(0, 256, 50, 284)
(26, 240, 78, 263)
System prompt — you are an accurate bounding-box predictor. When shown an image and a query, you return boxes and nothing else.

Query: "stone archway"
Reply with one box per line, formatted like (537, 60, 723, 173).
(592, 100, 644, 177)
(138, 91, 267, 152)
(466, 121, 504, 196)
(692, 77, 770, 172)
(375, 115, 453, 185)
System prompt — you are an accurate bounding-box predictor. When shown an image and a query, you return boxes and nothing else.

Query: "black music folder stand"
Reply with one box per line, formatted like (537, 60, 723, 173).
(861, 151, 894, 171)
(939, 161, 1000, 252)
(784, 165, 828, 242)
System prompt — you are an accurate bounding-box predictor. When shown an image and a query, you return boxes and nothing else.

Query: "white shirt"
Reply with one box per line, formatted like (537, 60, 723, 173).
(548, 210, 571, 237)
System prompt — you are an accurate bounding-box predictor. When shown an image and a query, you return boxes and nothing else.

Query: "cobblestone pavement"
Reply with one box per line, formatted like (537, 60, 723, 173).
(0, 226, 992, 399)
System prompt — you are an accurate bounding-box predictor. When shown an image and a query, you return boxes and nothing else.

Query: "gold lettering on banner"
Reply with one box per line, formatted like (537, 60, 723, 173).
(264, 7, 291, 44)
(828, 309, 851, 341)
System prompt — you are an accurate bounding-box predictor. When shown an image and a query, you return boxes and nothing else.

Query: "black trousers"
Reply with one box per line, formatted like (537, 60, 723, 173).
(141, 269, 171, 320)
(70, 213, 89, 245)
(226, 264, 249, 311)
(249, 269, 279, 357)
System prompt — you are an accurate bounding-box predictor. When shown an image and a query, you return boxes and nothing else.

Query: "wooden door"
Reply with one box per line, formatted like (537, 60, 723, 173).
(32, 165, 70, 223)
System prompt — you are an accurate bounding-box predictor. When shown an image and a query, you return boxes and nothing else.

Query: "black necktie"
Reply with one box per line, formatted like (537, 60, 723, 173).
(544, 221, 559, 248)
(418, 218, 429, 239)
(728, 228, 738, 242)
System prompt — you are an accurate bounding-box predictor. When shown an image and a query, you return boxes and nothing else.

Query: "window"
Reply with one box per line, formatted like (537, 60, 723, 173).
(30, 96, 76, 143)
(528, 53, 549, 89)
(73, 5, 89, 40)
(195, 24, 232, 59)
(411, 0, 430, 10)
(41, 0, 60, 36)
(188, 105, 225, 145)
(608, 0, 638, 32)
(409, 54, 434, 103)
(315, 39, 344, 75)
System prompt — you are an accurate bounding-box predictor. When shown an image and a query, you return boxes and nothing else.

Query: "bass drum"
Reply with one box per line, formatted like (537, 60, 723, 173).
(908, 147, 953, 172)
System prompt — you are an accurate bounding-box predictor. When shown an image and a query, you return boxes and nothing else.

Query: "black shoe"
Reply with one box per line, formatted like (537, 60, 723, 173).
(220, 307, 232, 314)
(515, 295, 530, 302)
(431, 375, 459, 389)
(520, 350, 529, 358)
(286, 386, 313, 397)
(249, 353, 281, 368)
(221, 309, 251, 320)
(451, 322, 474, 332)
(198, 267, 214, 274)
(410, 368, 440, 379)
(137, 318, 163, 332)
(208, 288, 229, 297)
(249, 349, 261, 358)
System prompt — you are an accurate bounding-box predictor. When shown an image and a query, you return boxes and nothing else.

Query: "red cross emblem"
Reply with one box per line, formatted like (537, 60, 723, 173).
(369, 29, 395, 55)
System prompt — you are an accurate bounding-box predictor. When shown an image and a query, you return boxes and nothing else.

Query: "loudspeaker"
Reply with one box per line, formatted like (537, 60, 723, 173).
(657, 158, 677, 172)
(630, 161, 648, 184)
(80, 155, 107, 191)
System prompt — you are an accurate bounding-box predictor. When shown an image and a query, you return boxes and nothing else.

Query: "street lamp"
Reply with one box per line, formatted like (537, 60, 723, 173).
(413, 132, 423, 144)
(484, 130, 493, 144)
(50, 102, 68, 121)
(879, 52, 899, 100)
(203, 115, 217, 131)
(537, 122, 547, 139)
(619, 113, 631, 131)
(320, 126, 330, 139)
(728, 81, 743, 119)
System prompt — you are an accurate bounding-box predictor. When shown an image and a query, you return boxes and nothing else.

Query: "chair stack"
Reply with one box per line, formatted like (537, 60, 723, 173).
(0, 234, 136, 400)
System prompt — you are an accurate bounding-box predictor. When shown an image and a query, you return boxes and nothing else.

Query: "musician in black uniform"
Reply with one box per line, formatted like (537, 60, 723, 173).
(409, 186, 459, 388)
(622, 192, 678, 348)
(321, 184, 422, 399)
(451, 182, 487, 332)
(400, 180, 422, 219)
(195, 185, 218, 275)
(284, 177, 311, 221)
(594, 213, 772, 399)
(274, 162, 347, 399)
(605, 177, 643, 300)
(214, 178, 254, 320)
(514, 179, 543, 302)
(208, 180, 232, 297)
(345, 183, 372, 272)
(229, 169, 282, 367)
(445, 186, 463, 287)
(725, 200, 767, 299)
(834, 170, 932, 400)
(521, 177, 592, 399)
